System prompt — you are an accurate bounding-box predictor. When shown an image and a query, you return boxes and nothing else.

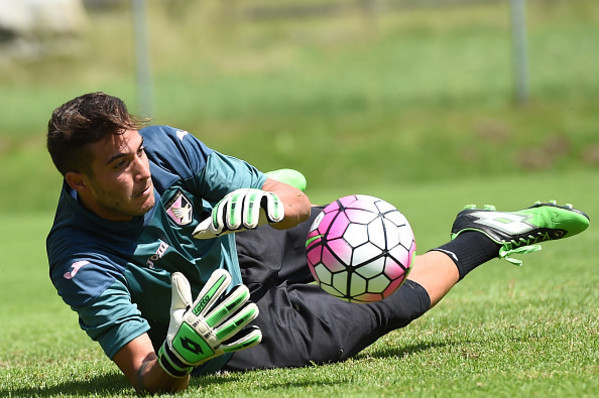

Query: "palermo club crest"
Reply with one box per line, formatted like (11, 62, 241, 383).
(166, 190, 193, 226)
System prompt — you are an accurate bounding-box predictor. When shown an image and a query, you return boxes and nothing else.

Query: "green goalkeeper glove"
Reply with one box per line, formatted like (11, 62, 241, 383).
(193, 188, 284, 239)
(158, 269, 262, 378)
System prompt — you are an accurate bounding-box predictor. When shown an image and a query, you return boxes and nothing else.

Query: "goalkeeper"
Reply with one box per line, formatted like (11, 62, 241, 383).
(46, 93, 590, 394)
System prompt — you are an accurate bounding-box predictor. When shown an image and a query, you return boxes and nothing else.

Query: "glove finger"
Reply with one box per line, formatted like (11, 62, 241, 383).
(242, 190, 263, 229)
(191, 269, 232, 317)
(170, 272, 193, 312)
(262, 192, 285, 223)
(212, 195, 230, 235)
(221, 325, 262, 353)
(204, 284, 250, 328)
(214, 302, 259, 342)
(226, 190, 246, 231)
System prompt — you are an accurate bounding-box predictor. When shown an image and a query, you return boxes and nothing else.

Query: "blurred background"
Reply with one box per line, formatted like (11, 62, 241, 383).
(0, 0, 597, 213)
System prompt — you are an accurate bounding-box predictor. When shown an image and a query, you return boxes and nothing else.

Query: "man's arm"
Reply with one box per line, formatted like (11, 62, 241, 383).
(261, 177, 311, 230)
(113, 270, 262, 394)
(113, 333, 189, 394)
(193, 177, 312, 239)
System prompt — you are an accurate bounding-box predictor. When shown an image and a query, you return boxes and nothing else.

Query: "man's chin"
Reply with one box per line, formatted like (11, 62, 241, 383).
(139, 195, 156, 215)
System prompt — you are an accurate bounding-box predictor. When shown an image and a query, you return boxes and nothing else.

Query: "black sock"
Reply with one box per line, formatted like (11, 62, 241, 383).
(429, 232, 501, 280)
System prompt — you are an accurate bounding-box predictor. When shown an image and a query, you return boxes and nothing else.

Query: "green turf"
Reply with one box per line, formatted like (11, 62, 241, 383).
(1, 170, 597, 397)
(1, 0, 599, 213)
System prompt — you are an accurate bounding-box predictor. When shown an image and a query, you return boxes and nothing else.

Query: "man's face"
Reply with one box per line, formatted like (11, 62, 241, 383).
(74, 129, 155, 221)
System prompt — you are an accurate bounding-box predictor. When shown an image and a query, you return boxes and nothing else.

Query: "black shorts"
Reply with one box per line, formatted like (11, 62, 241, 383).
(224, 206, 431, 371)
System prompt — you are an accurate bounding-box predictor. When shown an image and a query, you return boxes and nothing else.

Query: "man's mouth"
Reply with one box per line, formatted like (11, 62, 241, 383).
(135, 182, 153, 198)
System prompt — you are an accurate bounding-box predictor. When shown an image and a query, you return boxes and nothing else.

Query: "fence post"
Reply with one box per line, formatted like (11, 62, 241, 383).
(132, 0, 154, 117)
(510, 0, 530, 105)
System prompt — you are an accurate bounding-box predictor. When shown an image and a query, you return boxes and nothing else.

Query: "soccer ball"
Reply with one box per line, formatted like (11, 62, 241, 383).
(305, 194, 416, 303)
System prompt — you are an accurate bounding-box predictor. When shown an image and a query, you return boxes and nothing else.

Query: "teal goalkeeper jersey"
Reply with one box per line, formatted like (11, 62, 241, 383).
(46, 126, 267, 372)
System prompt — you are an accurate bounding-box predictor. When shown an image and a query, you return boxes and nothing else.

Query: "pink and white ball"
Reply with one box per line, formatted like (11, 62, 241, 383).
(305, 194, 416, 303)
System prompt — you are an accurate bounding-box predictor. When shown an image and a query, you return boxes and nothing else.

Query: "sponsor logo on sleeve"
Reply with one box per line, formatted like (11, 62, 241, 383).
(176, 130, 189, 141)
(64, 260, 90, 280)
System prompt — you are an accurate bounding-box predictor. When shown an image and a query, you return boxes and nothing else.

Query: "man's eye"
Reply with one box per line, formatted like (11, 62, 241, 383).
(115, 160, 129, 169)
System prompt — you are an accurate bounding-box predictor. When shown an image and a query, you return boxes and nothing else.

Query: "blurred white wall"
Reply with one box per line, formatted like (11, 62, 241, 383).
(0, 0, 86, 59)
(0, 0, 86, 37)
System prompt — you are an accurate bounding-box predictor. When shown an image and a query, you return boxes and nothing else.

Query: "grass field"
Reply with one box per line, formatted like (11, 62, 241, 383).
(0, 0, 598, 396)
(1, 170, 598, 397)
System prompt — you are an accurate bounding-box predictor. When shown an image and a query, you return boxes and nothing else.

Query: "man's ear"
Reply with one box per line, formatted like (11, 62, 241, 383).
(65, 171, 88, 192)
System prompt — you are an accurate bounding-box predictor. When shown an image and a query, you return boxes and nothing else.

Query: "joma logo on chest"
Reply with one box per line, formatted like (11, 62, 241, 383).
(146, 241, 169, 268)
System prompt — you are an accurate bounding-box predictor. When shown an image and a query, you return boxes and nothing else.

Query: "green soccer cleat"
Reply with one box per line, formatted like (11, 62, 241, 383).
(451, 200, 590, 265)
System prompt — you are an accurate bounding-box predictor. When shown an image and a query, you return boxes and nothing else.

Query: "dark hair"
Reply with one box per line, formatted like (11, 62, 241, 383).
(47, 92, 147, 176)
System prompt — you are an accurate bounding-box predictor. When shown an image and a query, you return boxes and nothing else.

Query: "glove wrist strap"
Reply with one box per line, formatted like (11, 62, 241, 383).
(157, 342, 193, 378)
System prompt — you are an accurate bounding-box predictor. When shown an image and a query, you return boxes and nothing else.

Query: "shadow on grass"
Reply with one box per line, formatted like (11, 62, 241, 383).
(2, 371, 243, 397)
(1, 373, 130, 397)
(357, 340, 451, 360)
(1, 343, 452, 396)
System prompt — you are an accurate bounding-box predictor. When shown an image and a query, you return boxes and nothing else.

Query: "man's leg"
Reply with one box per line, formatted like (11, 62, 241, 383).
(412, 200, 590, 306)
(408, 250, 459, 307)
(229, 206, 432, 369)
(226, 201, 589, 370)
(388, 199, 585, 311)
(225, 277, 431, 370)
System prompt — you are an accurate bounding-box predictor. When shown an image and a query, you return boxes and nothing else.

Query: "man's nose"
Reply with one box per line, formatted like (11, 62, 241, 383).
(133, 156, 151, 180)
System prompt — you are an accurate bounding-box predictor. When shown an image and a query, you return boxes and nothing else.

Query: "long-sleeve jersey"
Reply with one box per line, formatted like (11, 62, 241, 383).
(46, 125, 267, 372)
